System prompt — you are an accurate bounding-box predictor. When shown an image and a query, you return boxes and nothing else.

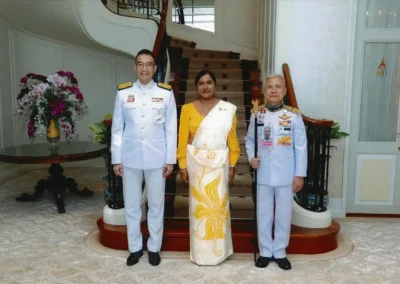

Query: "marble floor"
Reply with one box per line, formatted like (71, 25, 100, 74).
(0, 165, 399, 283)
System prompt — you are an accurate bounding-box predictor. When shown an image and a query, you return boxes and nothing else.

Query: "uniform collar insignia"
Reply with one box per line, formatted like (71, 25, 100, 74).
(265, 102, 284, 112)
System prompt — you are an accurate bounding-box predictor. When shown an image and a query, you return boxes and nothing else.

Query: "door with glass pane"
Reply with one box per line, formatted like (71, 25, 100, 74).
(347, 0, 400, 213)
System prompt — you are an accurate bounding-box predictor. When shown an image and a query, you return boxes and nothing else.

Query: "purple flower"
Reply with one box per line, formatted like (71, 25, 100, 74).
(49, 101, 66, 117)
(27, 120, 36, 137)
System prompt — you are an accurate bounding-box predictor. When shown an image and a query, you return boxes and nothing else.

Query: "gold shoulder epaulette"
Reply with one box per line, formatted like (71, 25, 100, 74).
(284, 105, 300, 114)
(157, 82, 172, 90)
(118, 82, 132, 91)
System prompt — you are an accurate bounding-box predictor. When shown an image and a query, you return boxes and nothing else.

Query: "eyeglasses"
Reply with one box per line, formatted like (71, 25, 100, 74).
(136, 62, 154, 69)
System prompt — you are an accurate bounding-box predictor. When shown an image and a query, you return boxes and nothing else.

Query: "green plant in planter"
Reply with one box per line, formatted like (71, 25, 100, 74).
(88, 112, 112, 145)
(88, 113, 113, 204)
(330, 122, 349, 140)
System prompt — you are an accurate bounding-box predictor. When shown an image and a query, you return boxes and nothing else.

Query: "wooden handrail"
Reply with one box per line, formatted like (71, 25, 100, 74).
(282, 63, 299, 109)
(282, 63, 334, 127)
(153, 0, 169, 58)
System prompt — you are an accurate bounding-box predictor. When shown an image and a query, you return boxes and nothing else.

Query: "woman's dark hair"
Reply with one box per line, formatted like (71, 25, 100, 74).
(194, 70, 217, 86)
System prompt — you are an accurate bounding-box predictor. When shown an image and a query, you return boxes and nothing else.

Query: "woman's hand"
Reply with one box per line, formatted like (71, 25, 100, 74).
(180, 168, 189, 184)
(229, 167, 235, 182)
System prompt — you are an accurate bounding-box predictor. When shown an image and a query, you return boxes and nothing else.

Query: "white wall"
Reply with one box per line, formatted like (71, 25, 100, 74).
(0, 16, 15, 149)
(0, 15, 136, 152)
(275, 0, 356, 209)
(167, 0, 261, 60)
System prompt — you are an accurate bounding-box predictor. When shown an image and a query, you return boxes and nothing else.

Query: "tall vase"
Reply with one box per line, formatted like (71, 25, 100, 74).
(47, 118, 60, 150)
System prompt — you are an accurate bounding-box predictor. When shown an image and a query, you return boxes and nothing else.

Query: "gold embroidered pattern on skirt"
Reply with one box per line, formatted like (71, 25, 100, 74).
(191, 173, 230, 256)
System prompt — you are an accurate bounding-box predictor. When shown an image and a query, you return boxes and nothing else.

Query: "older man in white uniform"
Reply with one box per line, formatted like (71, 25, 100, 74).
(111, 49, 177, 266)
(245, 74, 307, 270)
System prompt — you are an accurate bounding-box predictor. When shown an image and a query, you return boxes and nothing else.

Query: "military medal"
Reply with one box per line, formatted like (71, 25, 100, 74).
(279, 119, 292, 127)
(258, 108, 266, 122)
(278, 136, 292, 146)
(127, 94, 135, 102)
(279, 111, 291, 120)
(278, 110, 292, 145)
(152, 97, 163, 103)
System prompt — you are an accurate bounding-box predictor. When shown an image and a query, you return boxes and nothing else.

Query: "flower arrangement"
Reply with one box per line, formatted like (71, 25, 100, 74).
(88, 113, 113, 145)
(16, 71, 87, 140)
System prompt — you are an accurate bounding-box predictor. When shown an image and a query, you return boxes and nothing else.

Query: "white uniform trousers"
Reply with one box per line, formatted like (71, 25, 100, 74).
(122, 166, 165, 253)
(257, 184, 293, 258)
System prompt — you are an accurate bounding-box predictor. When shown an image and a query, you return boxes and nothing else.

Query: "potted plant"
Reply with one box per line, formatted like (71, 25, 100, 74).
(88, 113, 113, 164)
(16, 71, 87, 148)
(88, 113, 114, 204)
(330, 122, 349, 140)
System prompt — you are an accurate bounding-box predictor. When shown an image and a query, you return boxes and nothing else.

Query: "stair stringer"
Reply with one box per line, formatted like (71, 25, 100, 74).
(70, 0, 158, 57)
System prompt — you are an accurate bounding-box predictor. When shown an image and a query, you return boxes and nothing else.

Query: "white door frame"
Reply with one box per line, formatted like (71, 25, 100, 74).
(339, 0, 359, 218)
(345, 0, 400, 214)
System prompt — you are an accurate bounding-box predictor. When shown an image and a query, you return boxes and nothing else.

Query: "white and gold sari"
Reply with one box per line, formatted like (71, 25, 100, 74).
(186, 100, 236, 265)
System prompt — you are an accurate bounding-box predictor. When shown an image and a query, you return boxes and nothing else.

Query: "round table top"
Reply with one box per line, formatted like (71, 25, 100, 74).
(0, 141, 107, 164)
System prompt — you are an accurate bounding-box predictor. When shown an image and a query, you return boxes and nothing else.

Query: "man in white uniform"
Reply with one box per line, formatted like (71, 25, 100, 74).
(245, 74, 307, 270)
(111, 49, 177, 266)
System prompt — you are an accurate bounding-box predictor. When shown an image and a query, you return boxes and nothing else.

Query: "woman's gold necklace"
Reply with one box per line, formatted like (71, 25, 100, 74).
(199, 98, 216, 112)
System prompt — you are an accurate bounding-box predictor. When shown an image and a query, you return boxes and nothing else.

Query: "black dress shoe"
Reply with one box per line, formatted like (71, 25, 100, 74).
(126, 249, 143, 266)
(255, 256, 273, 268)
(148, 251, 161, 266)
(275, 257, 292, 270)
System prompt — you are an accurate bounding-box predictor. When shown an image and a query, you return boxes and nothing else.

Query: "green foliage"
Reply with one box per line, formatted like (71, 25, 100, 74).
(88, 113, 112, 145)
(330, 122, 349, 140)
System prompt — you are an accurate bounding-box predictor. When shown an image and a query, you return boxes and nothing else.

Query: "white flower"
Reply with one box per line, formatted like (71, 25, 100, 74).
(47, 74, 67, 87)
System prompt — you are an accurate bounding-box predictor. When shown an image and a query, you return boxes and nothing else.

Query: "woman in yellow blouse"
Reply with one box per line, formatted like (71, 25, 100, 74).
(177, 70, 240, 265)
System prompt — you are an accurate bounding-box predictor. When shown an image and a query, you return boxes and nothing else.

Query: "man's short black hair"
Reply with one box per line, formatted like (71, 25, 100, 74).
(135, 49, 157, 64)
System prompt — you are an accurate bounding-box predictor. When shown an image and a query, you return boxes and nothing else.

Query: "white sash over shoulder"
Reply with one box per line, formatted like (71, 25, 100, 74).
(186, 101, 236, 265)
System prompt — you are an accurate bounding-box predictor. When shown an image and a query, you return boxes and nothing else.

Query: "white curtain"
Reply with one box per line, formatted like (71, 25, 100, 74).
(366, 0, 400, 28)
(359, 43, 400, 142)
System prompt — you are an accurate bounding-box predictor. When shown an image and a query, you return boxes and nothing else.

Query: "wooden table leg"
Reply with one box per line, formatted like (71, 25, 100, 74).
(16, 163, 94, 213)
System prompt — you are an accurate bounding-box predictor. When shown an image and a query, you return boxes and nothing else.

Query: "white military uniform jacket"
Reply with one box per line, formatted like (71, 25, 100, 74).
(245, 104, 307, 186)
(111, 80, 177, 169)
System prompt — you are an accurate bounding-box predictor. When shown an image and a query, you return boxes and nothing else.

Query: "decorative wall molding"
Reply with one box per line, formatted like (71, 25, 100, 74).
(354, 154, 396, 206)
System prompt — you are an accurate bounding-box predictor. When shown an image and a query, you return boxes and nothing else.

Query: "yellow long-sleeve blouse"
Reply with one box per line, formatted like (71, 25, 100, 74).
(177, 102, 240, 169)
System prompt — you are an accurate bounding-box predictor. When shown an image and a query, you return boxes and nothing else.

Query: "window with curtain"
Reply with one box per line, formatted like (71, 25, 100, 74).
(366, 0, 400, 28)
(359, 42, 400, 142)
